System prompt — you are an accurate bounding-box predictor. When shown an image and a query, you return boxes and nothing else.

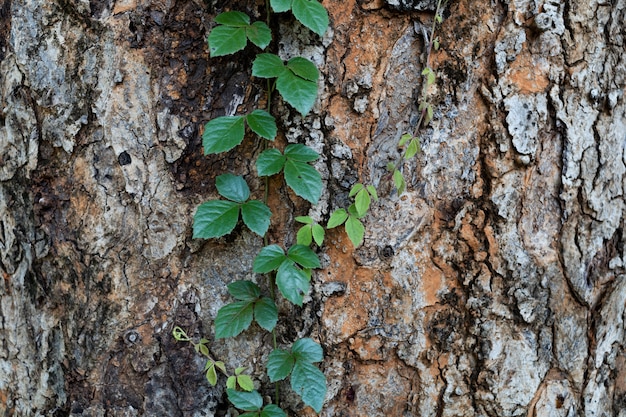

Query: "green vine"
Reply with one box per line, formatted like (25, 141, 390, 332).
(173, 0, 448, 414)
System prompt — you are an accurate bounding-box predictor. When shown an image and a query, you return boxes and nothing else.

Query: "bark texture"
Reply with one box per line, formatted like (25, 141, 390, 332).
(1, 0, 625, 416)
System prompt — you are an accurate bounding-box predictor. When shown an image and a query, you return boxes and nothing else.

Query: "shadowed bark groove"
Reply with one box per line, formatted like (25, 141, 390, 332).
(0, 0, 624, 416)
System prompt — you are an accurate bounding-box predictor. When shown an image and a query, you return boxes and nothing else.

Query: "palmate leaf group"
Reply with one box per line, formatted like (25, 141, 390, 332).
(208, 11, 272, 57)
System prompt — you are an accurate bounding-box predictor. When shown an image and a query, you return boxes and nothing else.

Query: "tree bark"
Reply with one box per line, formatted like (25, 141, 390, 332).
(1, 0, 624, 416)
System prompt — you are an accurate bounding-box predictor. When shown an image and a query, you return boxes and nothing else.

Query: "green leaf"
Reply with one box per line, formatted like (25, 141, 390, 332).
(235, 367, 246, 375)
(312, 224, 325, 246)
(398, 133, 412, 146)
(366, 185, 378, 201)
(349, 183, 364, 197)
(291, 0, 329, 36)
(425, 104, 434, 125)
(393, 169, 406, 195)
(295, 216, 313, 224)
(261, 404, 287, 417)
(284, 144, 319, 162)
(254, 297, 278, 331)
(198, 343, 210, 356)
(228, 280, 261, 301)
(435, 14, 443, 23)
(240, 412, 260, 417)
(215, 361, 227, 373)
(237, 374, 255, 391)
(216, 173, 250, 203)
(287, 245, 321, 269)
(215, 300, 254, 338)
(276, 261, 310, 306)
(193, 200, 240, 239)
(433, 37, 440, 50)
(214, 11, 251, 26)
(241, 200, 272, 237)
(422, 67, 436, 86)
(203, 116, 246, 154)
(227, 376, 237, 389)
(290, 361, 327, 413)
(253, 245, 287, 273)
(292, 338, 324, 363)
(276, 70, 318, 116)
(267, 349, 295, 381)
(284, 160, 323, 204)
(208, 26, 247, 57)
(296, 224, 313, 246)
(227, 389, 263, 411)
(172, 326, 190, 341)
(246, 21, 272, 49)
(345, 216, 365, 247)
(252, 54, 287, 78)
(256, 149, 286, 176)
(270, 0, 293, 12)
(326, 209, 348, 228)
(404, 138, 420, 159)
(246, 110, 277, 140)
(354, 189, 371, 217)
(206, 362, 218, 386)
(286, 57, 319, 81)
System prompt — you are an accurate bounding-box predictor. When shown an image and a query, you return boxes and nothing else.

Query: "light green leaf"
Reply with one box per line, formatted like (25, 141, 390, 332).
(290, 361, 327, 413)
(227, 389, 263, 411)
(296, 224, 313, 246)
(435, 14, 443, 23)
(366, 185, 379, 201)
(226, 376, 237, 389)
(246, 21, 272, 49)
(267, 349, 295, 381)
(208, 26, 247, 57)
(345, 216, 365, 247)
(287, 244, 321, 269)
(276, 70, 318, 116)
(398, 133, 412, 146)
(425, 104, 434, 124)
(252, 53, 287, 78)
(260, 404, 287, 417)
(254, 297, 278, 331)
(270, 0, 293, 12)
(237, 374, 255, 392)
(286, 57, 319, 81)
(284, 160, 323, 204)
(295, 216, 314, 224)
(404, 138, 420, 159)
(253, 245, 287, 273)
(172, 326, 190, 341)
(393, 169, 406, 195)
(256, 149, 286, 176)
(246, 110, 277, 140)
(215, 361, 227, 373)
(203, 116, 246, 154)
(354, 189, 371, 217)
(198, 343, 210, 356)
(312, 224, 325, 246)
(349, 183, 364, 197)
(292, 338, 324, 363)
(215, 300, 254, 338)
(227, 280, 261, 302)
(326, 209, 348, 228)
(206, 362, 218, 386)
(214, 11, 250, 26)
(241, 200, 272, 237)
(276, 261, 310, 306)
(434, 37, 440, 50)
(216, 173, 250, 203)
(193, 200, 240, 239)
(284, 144, 320, 162)
(292, 0, 329, 36)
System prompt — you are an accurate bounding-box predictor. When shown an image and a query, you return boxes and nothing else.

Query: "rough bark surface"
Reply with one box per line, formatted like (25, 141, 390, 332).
(0, 0, 624, 416)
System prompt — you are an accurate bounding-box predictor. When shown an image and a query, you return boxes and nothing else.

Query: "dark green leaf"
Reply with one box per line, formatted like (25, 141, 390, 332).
(246, 21, 272, 49)
(276, 70, 318, 116)
(290, 361, 327, 413)
(267, 349, 295, 381)
(292, 338, 324, 363)
(354, 189, 371, 217)
(284, 160, 322, 204)
(215, 300, 254, 338)
(254, 297, 278, 331)
(260, 404, 287, 417)
(296, 224, 313, 246)
(214, 11, 250, 26)
(203, 116, 246, 154)
(345, 216, 365, 247)
(227, 389, 263, 411)
(208, 26, 247, 57)
(276, 261, 310, 306)
(252, 53, 287, 78)
(240, 413, 260, 417)
(256, 149, 286, 176)
(193, 200, 240, 239)
(286, 57, 319, 81)
(246, 109, 277, 140)
(312, 224, 325, 246)
(253, 245, 287, 273)
(326, 209, 348, 228)
(227, 280, 261, 301)
(270, 0, 292, 12)
(216, 173, 250, 203)
(291, 0, 329, 36)
(284, 144, 319, 162)
(287, 245, 321, 269)
(241, 200, 272, 237)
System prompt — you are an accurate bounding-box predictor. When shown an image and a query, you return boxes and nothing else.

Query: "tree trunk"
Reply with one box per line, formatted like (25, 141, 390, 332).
(1, 0, 624, 416)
